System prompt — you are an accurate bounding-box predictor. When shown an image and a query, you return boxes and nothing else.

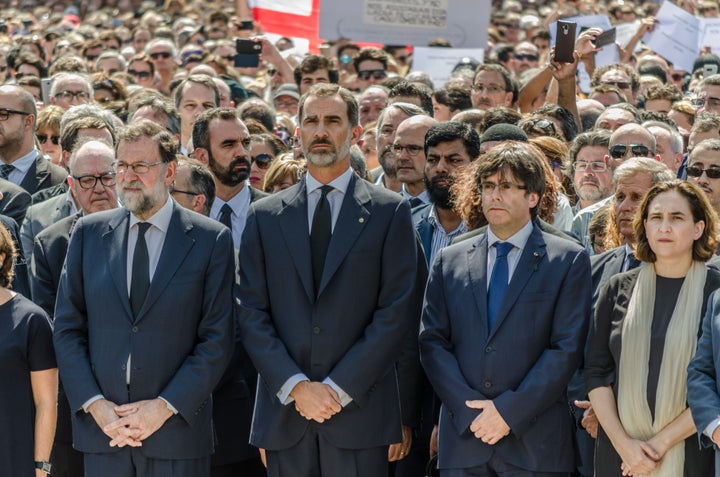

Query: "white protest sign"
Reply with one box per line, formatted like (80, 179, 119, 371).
(644, 1, 702, 72)
(411, 47, 484, 87)
(615, 21, 642, 52)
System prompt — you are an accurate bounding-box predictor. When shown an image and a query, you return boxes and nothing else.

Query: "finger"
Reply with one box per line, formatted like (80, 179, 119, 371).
(465, 400, 488, 409)
(639, 442, 659, 460)
(574, 400, 591, 409)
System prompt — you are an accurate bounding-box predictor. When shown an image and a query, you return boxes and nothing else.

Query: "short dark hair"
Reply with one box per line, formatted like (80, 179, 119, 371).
(177, 157, 216, 216)
(298, 83, 359, 127)
(192, 107, 243, 152)
(173, 74, 220, 109)
(591, 63, 640, 94)
(533, 104, 578, 141)
(388, 81, 434, 116)
(352, 47, 389, 72)
(425, 121, 480, 161)
(116, 119, 178, 164)
(293, 55, 339, 88)
(237, 99, 275, 133)
(432, 86, 472, 113)
(478, 106, 522, 133)
(474, 64, 513, 93)
(568, 129, 611, 168)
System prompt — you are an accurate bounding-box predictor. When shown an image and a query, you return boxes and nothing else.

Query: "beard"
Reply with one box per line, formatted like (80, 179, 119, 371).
(575, 177, 609, 203)
(425, 173, 454, 209)
(305, 136, 350, 168)
(209, 153, 249, 187)
(118, 179, 166, 216)
(378, 145, 397, 178)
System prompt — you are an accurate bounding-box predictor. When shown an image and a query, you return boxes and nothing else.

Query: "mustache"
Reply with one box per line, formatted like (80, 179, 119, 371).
(430, 173, 453, 187)
(310, 139, 334, 148)
(230, 156, 250, 168)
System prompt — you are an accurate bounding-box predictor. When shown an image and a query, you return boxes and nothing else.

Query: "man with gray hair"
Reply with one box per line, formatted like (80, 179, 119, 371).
(643, 120, 684, 173)
(693, 73, 720, 115)
(686, 138, 720, 216)
(49, 72, 93, 110)
(170, 157, 216, 217)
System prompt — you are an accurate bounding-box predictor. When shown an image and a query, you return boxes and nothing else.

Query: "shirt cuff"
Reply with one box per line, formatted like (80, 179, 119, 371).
(704, 417, 720, 439)
(277, 373, 309, 405)
(82, 394, 105, 413)
(158, 396, 178, 415)
(323, 377, 353, 407)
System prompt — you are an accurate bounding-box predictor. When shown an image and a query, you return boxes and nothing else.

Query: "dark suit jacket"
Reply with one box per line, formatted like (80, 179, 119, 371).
(19, 154, 67, 195)
(590, 245, 627, 305)
(0, 214, 30, 298)
(21, 194, 73, 263)
(453, 218, 583, 248)
(238, 173, 418, 451)
(0, 178, 31, 226)
(419, 222, 591, 471)
(31, 180, 68, 205)
(53, 203, 235, 458)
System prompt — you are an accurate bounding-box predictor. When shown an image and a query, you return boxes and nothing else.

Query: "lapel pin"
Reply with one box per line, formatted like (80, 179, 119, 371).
(359, 217, 365, 223)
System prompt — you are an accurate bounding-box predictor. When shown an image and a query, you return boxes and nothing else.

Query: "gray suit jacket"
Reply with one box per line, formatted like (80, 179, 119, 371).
(19, 154, 67, 195)
(20, 193, 73, 264)
(0, 177, 31, 226)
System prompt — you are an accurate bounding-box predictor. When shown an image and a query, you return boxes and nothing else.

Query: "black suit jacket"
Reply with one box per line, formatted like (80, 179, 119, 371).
(31, 180, 68, 205)
(0, 177, 31, 226)
(0, 214, 30, 298)
(19, 154, 67, 195)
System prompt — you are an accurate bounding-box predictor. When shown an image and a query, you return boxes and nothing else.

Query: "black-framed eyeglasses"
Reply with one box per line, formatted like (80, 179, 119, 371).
(37, 134, 60, 145)
(170, 187, 199, 196)
(0, 108, 30, 121)
(128, 69, 152, 79)
(72, 172, 116, 189)
(573, 160, 608, 173)
(687, 165, 720, 179)
(113, 160, 163, 174)
(251, 153, 274, 169)
(357, 69, 387, 81)
(54, 90, 90, 101)
(391, 144, 424, 157)
(149, 51, 172, 60)
(609, 144, 651, 159)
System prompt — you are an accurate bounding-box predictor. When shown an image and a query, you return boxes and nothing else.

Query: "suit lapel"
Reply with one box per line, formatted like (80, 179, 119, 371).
(19, 155, 40, 193)
(103, 209, 134, 321)
(467, 234, 490, 339)
(278, 180, 315, 302)
(317, 174, 370, 297)
(487, 225, 547, 341)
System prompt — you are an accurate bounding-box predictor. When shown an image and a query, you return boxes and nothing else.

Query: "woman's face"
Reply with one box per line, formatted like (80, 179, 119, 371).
(644, 190, 704, 261)
(271, 173, 297, 193)
(249, 142, 275, 189)
(37, 128, 62, 165)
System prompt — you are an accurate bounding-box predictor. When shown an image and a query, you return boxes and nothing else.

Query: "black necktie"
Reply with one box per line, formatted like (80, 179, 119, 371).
(627, 251, 641, 270)
(409, 197, 422, 208)
(487, 242, 513, 330)
(311, 185, 333, 293)
(130, 222, 151, 317)
(0, 164, 14, 180)
(219, 203, 233, 231)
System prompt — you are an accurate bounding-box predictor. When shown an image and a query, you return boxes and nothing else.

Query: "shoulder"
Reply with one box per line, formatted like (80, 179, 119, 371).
(539, 225, 586, 256)
(591, 246, 624, 267)
(411, 203, 432, 223)
(26, 194, 64, 215)
(175, 204, 227, 236)
(10, 293, 51, 323)
(249, 186, 269, 201)
(35, 214, 76, 242)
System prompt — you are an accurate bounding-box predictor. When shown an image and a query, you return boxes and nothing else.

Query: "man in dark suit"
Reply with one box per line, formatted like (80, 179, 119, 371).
(0, 177, 31, 225)
(419, 142, 591, 476)
(53, 121, 234, 476)
(238, 83, 418, 477)
(0, 85, 66, 195)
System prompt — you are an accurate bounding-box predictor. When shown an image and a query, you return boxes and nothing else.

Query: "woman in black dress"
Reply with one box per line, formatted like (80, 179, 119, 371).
(586, 180, 720, 476)
(0, 223, 57, 476)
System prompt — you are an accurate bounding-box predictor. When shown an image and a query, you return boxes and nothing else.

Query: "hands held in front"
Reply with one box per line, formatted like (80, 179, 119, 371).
(466, 400, 510, 445)
(616, 437, 660, 476)
(89, 398, 173, 448)
(388, 425, 413, 462)
(574, 400, 598, 439)
(290, 381, 342, 423)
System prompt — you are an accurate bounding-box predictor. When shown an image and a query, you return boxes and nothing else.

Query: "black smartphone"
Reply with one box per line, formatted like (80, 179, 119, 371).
(554, 20, 577, 63)
(235, 39, 262, 68)
(237, 20, 254, 31)
(595, 28, 616, 48)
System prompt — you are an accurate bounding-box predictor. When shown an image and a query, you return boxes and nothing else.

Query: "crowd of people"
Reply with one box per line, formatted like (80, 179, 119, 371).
(7, 0, 720, 477)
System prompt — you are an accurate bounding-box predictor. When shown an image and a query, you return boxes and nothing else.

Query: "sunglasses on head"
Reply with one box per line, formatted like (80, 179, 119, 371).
(357, 69, 387, 81)
(37, 134, 59, 145)
(251, 154, 273, 169)
(609, 144, 650, 159)
(687, 165, 720, 179)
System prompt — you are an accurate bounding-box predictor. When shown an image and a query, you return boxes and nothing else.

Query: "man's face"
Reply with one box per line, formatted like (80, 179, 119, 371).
(432, 99, 453, 121)
(132, 30, 151, 53)
(600, 69, 634, 104)
(688, 148, 720, 211)
(393, 121, 427, 186)
(424, 139, 473, 209)
(171, 164, 204, 214)
(512, 43, 539, 76)
(608, 129, 655, 168)
(52, 79, 91, 109)
(16, 63, 40, 79)
(572, 145, 613, 204)
(614, 172, 653, 243)
(651, 128, 681, 172)
(127, 60, 154, 88)
(274, 94, 298, 116)
(299, 94, 360, 168)
(376, 107, 410, 178)
(356, 59, 387, 90)
(96, 57, 123, 76)
(179, 82, 217, 140)
(70, 149, 118, 214)
(116, 137, 175, 219)
(644, 99, 672, 115)
(595, 108, 635, 131)
(299, 68, 330, 95)
(147, 44, 175, 73)
(481, 169, 539, 239)
(696, 84, 720, 115)
(0, 89, 32, 159)
(359, 89, 387, 126)
(471, 70, 512, 111)
(204, 118, 251, 187)
(689, 130, 720, 153)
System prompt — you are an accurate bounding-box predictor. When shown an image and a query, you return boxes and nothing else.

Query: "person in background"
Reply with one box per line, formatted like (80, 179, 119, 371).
(35, 106, 64, 166)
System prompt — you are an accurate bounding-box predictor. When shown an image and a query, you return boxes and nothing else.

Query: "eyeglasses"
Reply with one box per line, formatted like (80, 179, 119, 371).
(222, 55, 235, 63)
(357, 69, 387, 81)
(251, 153, 274, 169)
(573, 160, 608, 172)
(0, 108, 30, 121)
(128, 69, 152, 80)
(85, 54, 99, 61)
(472, 83, 505, 94)
(609, 144, 651, 159)
(54, 90, 90, 101)
(149, 51, 172, 60)
(479, 181, 527, 195)
(527, 118, 557, 134)
(692, 97, 720, 109)
(601, 80, 632, 90)
(37, 134, 60, 145)
(72, 172, 117, 189)
(699, 5, 718, 12)
(514, 53, 539, 61)
(686, 165, 720, 179)
(113, 160, 164, 174)
(170, 186, 198, 196)
(391, 144, 424, 156)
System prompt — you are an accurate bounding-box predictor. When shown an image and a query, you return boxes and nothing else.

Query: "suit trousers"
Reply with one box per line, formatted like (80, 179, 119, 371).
(84, 448, 210, 477)
(266, 423, 388, 477)
(441, 455, 571, 477)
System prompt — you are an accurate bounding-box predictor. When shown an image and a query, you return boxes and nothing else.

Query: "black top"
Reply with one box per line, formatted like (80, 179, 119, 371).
(0, 294, 55, 477)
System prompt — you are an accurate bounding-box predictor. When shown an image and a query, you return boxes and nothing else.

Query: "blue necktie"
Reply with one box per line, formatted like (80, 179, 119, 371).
(488, 242, 513, 330)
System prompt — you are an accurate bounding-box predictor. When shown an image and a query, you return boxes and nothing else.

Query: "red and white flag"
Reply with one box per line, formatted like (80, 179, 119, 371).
(251, 0, 321, 53)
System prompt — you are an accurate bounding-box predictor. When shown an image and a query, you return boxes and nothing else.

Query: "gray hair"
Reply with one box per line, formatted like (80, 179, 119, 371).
(613, 157, 674, 186)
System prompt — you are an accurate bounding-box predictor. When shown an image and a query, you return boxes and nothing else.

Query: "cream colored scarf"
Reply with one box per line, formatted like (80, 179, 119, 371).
(617, 261, 706, 477)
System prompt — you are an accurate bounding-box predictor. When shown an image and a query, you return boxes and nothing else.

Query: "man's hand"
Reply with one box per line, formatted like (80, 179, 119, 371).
(429, 424, 439, 457)
(290, 381, 341, 423)
(88, 398, 142, 448)
(388, 425, 413, 461)
(466, 400, 510, 445)
(574, 400, 598, 439)
(104, 399, 174, 447)
(713, 426, 720, 446)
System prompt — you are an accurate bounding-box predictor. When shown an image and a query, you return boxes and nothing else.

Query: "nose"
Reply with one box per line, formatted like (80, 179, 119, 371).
(436, 158, 449, 173)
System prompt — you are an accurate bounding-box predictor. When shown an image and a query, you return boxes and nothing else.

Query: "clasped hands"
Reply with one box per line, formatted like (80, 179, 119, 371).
(88, 398, 174, 448)
(290, 381, 342, 423)
(466, 400, 510, 445)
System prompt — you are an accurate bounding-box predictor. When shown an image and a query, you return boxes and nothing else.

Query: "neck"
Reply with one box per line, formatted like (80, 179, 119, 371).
(133, 195, 168, 221)
(383, 174, 402, 193)
(404, 181, 425, 197)
(578, 198, 595, 209)
(0, 144, 32, 164)
(215, 180, 246, 202)
(653, 254, 694, 278)
(307, 159, 349, 184)
(435, 206, 462, 233)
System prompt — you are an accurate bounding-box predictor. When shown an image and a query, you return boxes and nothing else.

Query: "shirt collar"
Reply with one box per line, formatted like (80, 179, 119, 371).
(10, 148, 39, 175)
(487, 219, 534, 251)
(211, 181, 250, 216)
(428, 205, 467, 235)
(306, 167, 354, 196)
(129, 195, 174, 233)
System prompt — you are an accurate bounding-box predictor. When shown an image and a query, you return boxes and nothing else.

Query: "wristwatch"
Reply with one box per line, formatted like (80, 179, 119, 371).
(35, 461, 52, 474)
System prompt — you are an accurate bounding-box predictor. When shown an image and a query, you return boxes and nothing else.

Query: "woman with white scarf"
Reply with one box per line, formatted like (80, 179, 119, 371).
(586, 180, 720, 477)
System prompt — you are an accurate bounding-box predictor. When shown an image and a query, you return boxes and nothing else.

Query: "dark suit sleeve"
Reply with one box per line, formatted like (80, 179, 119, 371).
(584, 277, 622, 393)
(688, 290, 720, 449)
(30, 235, 56, 317)
(0, 187, 30, 226)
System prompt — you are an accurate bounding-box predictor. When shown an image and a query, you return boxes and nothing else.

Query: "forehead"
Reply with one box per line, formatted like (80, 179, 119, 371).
(380, 108, 410, 128)
(303, 69, 329, 79)
(302, 94, 349, 120)
(97, 57, 121, 67)
(394, 122, 429, 144)
(181, 81, 216, 101)
(515, 43, 538, 54)
(617, 173, 652, 192)
(360, 91, 387, 105)
(700, 83, 720, 96)
(118, 136, 159, 160)
(148, 43, 171, 53)
(73, 148, 115, 173)
(209, 117, 248, 138)
(576, 145, 607, 161)
(474, 70, 505, 85)
(611, 129, 653, 146)
(690, 148, 720, 165)
(601, 69, 630, 82)
(129, 60, 151, 70)
(77, 127, 113, 144)
(427, 139, 470, 157)
(0, 90, 24, 109)
(358, 59, 384, 71)
(599, 108, 634, 123)
(57, 78, 88, 91)
(648, 190, 690, 211)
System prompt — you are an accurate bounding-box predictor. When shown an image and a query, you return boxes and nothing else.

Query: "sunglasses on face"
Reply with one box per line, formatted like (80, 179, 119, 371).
(251, 153, 274, 169)
(357, 69, 387, 81)
(687, 165, 720, 179)
(37, 134, 60, 145)
(609, 144, 651, 159)
(128, 69, 152, 79)
(149, 51, 172, 60)
(602, 80, 632, 90)
(514, 53, 539, 61)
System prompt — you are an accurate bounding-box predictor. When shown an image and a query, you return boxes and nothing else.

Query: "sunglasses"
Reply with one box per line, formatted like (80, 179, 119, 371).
(609, 144, 651, 159)
(251, 153, 273, 169)
(602, 80, 632, 90)
(357, 69, 387, 81)
(514, 53, 539, 61)
(149, 51, 172, 60)
(128, 69, 152, 79)
(37, 134, 60, 145)
(687, 165, 720, 179)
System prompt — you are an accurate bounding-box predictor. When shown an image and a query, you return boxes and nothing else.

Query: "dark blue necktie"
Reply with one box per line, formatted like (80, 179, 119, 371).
(219, 203, 233, 231)
(626, 251, 641, 270)
(488, 242, 513, 330)
(311, 185, 333, 294)
(130, 222, 151, 318)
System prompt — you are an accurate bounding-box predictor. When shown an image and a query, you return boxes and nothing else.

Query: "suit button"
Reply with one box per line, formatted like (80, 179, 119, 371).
(483, 380, 492, 388)
(132, 326, 138, 332)
(313, 326, 321, 334)
(121, 364, 126, 370)
(485, 346, 493, 353)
